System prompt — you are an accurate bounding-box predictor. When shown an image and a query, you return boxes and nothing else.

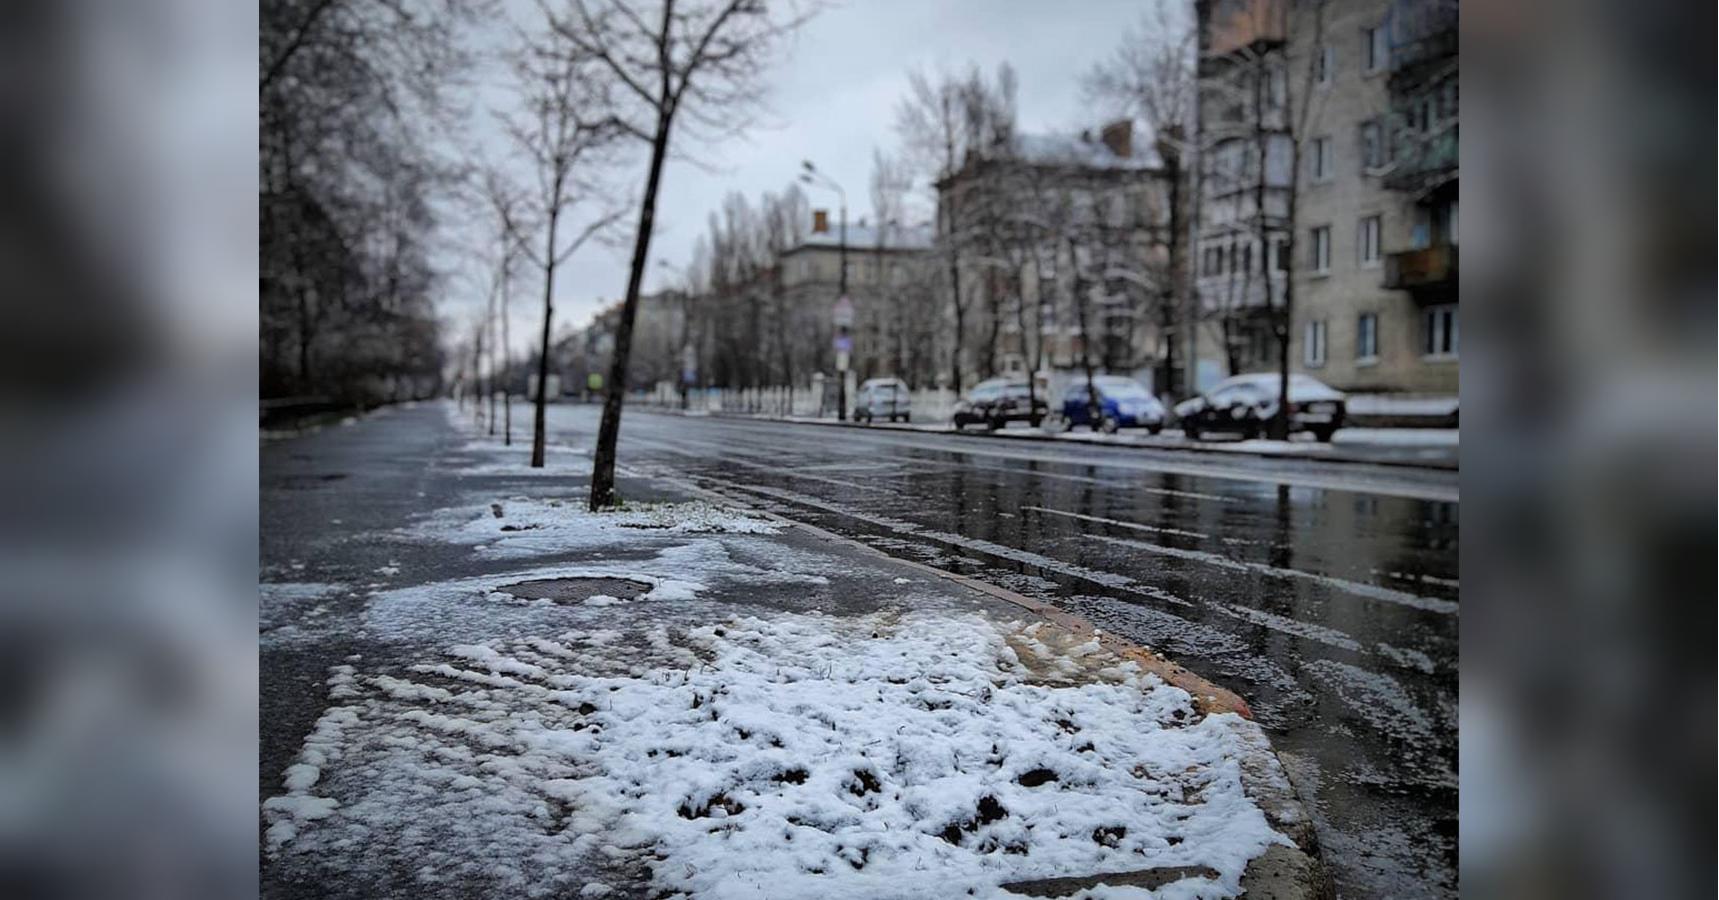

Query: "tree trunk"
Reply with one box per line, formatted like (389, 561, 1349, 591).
(296, 287, 313, 391)
(945, 204, 964, 393)
(502, 263, 512, 445)
(486, 285, 496, 435)
(1245, 57, 1289, 441)
(532, 204, 560, 468)
(590, 112, 672, 510)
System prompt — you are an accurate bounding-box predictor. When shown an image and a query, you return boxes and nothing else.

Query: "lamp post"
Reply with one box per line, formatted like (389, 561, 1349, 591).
(800, 160, 850, 421)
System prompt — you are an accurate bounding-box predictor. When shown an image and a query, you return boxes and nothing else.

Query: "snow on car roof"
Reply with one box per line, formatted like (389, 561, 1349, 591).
(1214, 373, 1345, 400)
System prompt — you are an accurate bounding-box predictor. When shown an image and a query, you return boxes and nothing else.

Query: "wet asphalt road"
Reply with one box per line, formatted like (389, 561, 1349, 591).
(549, 404, 1459, 900)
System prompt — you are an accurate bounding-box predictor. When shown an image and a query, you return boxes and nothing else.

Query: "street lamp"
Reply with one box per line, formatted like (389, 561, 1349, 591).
(799, 160, 851, 421)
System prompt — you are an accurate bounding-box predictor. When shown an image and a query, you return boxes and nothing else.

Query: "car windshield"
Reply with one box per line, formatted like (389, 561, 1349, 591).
(969, 384, 1003, 401)
(1094, 377, 1149, 399)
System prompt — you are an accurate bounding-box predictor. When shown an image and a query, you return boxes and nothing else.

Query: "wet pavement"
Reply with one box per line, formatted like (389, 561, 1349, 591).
(549, 404, 1458, 900)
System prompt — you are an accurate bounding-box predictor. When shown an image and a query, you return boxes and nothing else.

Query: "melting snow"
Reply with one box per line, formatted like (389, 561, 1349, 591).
(413, 497, 782, 559)
(264, 610, 1284, 898)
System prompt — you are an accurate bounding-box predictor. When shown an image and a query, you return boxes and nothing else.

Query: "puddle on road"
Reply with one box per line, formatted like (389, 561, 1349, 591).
(496, 576, 652, 605)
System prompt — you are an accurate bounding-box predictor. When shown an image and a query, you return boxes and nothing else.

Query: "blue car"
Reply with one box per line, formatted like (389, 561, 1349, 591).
(1059, 376, 1167, 434)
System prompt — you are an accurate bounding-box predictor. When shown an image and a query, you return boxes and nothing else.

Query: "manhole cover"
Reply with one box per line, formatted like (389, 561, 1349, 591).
(497, 577, 651, 605)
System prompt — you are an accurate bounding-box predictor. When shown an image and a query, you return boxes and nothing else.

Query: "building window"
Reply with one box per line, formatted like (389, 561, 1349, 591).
(1304, 320, 1328, 367)
(1424, 304, 1458, 357)
(1241, 243, 1252, 273)
(1311, 136, 1332, 181)
(1315, 45, 1334, 86)
(1273, 237, 1290, 271)
(1365, 24, 1389, 73)
(1356, 312, 1379, 361)
(1310, 226, 1331, 273)
(1360, 119, 1384, 169)
(1358, 215, 1382, 267)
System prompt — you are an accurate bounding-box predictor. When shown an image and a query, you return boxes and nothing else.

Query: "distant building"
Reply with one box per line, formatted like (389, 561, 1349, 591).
(1191, 0, 1457, 396)
(557, 290, 691, 395)
(777, 218, 937, 385)
(936, 121, 1184, 394)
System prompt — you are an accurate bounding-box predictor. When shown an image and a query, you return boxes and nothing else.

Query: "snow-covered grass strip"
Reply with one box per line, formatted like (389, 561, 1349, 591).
(264, 610, 1285, 898)
(409, 497, 782, 559)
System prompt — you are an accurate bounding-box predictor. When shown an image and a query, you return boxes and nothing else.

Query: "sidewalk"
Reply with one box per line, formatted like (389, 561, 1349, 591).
(646, 405, 1459, 471)
(261, 402, 1328, 899)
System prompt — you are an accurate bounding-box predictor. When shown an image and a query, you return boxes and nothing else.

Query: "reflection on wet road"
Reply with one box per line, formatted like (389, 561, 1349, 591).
(549, 406, 1459, 899)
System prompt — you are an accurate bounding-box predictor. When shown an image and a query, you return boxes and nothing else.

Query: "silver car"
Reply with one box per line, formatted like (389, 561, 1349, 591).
(854, 378, 911, 423)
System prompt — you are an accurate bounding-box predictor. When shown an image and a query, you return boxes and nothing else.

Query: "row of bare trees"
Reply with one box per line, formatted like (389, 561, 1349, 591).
(641, 54, 1179, 411)
(451, 0, 812, 508)
(261, 0, 480, 405)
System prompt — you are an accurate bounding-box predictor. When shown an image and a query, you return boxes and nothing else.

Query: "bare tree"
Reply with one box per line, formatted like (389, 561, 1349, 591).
(1084, 0, 1197, 396)
(549, 0, 815, 510)
(475, 169, 532, 444)
(261, 0, 475, 404)
(501, 7, 627, 467)
(868, 149, 913, 378)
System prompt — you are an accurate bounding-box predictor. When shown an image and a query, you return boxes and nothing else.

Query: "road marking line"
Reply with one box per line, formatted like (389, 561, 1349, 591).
(713, 480, 1195, 609)
(1085, 533, 1458, 615)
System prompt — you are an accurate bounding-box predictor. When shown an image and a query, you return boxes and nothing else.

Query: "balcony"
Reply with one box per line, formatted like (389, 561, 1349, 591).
(1384, 244, 1457, 295)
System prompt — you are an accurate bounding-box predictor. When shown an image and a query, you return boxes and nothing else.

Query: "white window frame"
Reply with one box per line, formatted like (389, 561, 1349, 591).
(1310, 225, 1332, 274)
(1303, 320, 1328, 367)
(1311, 136, 1333, 182)
(1423, 304, 1459, 359)
(1358, 215, 1383, 268)
(1356, 312, 1379, 363)
(1364, 24, 1389, 74)
(1360, 119, 1384, 170)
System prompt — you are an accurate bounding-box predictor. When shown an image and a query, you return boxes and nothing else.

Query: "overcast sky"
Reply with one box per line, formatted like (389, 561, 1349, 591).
(455, 0, 1157, 350)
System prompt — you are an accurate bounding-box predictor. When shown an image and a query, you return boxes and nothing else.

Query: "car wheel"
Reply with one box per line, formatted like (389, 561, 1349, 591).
(986, 416, 1002, 431)
(1060, 416, 1075, 433)
(1311, 425, 1337, 443)
(1184, 422, 1201, 440)
(1147, 423, 1163, 436)
(1100, 416, 1119, 434)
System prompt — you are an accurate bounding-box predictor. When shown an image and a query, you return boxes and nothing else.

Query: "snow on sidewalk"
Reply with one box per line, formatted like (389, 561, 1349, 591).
(410, 496, 784, 560)
(264, 609, 1284, 899)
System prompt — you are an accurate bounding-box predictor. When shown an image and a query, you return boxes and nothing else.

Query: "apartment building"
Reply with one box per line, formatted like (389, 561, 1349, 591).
(1192, 0, 1458, 396)
(777, 218, 936, 384)
(936, 121, 1182, 394)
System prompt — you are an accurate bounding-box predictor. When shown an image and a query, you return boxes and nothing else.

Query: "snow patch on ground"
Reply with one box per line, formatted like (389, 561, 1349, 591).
(364, 542, 831, 645)
(411, 497, 782, 559)
(264, 610, 1283, 898)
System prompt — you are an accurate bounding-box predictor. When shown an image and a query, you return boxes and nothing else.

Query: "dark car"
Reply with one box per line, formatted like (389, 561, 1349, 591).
(1059, 375, 1167, 434)
(952, 378, 1048, 430)
(1174, 373, 1347, 442)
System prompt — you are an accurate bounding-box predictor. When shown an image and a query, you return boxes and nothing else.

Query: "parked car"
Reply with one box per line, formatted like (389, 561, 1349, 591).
(1174, 373, 1347, 441)
(854, 377, 911, 423)
(1059, 375, 1167, 434)
(952, 377, 1048, 430)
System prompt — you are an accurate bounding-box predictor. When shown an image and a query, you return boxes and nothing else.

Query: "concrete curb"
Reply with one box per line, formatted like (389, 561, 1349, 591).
(662, 471, 1331, 899)
(634, 406, 1458, 473)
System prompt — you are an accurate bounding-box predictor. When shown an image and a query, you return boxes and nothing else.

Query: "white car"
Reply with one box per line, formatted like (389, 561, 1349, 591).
(1174, 373, 1348, 441)
(854, 378, 911, 423)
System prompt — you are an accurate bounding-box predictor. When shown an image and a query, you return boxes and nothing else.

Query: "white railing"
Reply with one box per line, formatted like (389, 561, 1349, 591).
(633, 383, 960, 424)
